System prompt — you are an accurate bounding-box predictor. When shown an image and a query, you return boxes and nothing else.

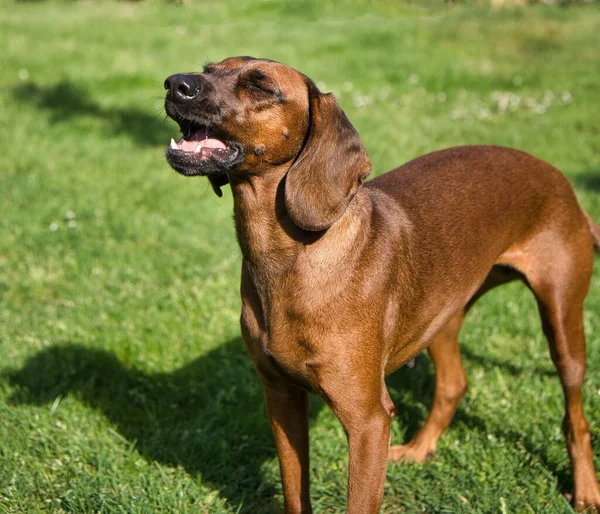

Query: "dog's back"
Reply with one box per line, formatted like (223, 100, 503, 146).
(367, 145, 596, 272)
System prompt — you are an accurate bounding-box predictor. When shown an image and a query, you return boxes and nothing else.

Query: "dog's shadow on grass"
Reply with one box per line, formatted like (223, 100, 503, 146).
(6, 339, 571, 511)
(3, 340, 429, 511)
(11, 80, 172, 147)
(387, 351, 573, 495)
(6, 339, 288, 512)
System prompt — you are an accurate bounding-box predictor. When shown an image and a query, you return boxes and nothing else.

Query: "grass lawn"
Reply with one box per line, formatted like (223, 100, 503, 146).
(1, 0, 600, 512)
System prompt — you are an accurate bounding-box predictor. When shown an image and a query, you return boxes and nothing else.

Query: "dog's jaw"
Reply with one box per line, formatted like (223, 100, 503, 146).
(165, 126, 243, 178)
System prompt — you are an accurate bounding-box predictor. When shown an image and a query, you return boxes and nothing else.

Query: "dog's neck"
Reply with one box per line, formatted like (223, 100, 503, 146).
(230, 169, 301, 298)
(229, 169, 373, 322)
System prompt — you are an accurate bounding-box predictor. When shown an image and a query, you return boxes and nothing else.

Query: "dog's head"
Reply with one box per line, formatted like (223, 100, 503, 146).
(164, 56, 371, 231)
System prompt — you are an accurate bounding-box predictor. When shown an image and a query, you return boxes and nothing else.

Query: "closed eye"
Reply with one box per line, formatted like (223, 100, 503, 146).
(243, 81, 277, 95)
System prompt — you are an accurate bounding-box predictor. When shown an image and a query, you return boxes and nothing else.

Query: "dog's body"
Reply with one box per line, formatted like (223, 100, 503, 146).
(164, 57, 600, 513)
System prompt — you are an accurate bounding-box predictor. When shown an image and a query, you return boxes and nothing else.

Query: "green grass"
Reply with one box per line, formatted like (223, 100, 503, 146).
(1, 0, 600, 512)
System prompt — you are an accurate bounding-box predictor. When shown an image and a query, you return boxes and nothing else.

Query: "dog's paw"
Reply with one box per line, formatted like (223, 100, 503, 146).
(572, 491, 600, 513)
(388, 443, 436, 464)
(566, 475, 600, 514)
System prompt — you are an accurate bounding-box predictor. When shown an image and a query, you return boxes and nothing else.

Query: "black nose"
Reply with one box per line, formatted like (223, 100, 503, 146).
(164, 74, 203, 101)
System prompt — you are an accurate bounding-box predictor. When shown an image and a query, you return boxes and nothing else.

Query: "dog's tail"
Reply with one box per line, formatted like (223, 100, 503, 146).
(583, 210, 600, 253)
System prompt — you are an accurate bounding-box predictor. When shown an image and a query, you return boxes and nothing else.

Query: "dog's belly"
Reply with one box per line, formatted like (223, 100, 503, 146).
(383, 260, 524, 374)
(382, 277, 486, 373)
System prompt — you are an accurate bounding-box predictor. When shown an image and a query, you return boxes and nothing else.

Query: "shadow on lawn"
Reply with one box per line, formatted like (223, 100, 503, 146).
(571, 169, 600, 193)
(460, 345, 556, 378)
(6, 339, 284, 512)
(388, 351, 574, 495)
(3, 339, 427, 511)
(6, 339, 572, 510)
(11, 80, 171, 147)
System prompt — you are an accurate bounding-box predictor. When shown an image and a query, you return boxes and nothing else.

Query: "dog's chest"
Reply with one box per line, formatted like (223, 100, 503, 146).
(241, 267, 391, 392)
(241, 293, 329, 391)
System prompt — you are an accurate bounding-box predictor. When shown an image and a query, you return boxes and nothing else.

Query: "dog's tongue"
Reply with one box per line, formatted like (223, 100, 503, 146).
(177, 131, 227, 152)
(178, 138, 226, 151)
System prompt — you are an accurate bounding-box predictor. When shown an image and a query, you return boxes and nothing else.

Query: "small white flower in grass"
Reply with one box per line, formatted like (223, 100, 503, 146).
(65, 210, 76, 220)
(408, 74, 419, 86)
(561, 90, 572, 104)
(353, 96, 363, 108)
(480, 60, 492, 74)
(509, 94, 521, 111)
(353, 93, 372, 109)
(542, 90, 554, 107)
(477, 107, 491, 120)
(597, 388, 600, 396)
(533, 104, 546, 115)
(487, 433, 494, 441)
(524, 97, 536, 110)
(497, 95, 510, 113)
(407, 358, 415, 368)
(68, 220, 76, 228)
(378, 85, 391, 101)
(18, 68, 29, 81)
(49, 222, 58, 231)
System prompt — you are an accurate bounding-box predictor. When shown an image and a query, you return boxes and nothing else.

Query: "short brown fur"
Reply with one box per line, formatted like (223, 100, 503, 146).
(164, 57, 600, 513)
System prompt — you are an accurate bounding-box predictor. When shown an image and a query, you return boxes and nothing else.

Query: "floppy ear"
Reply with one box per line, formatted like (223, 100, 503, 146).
(284, 81, 371, 231)
(208, 174, 229, 197)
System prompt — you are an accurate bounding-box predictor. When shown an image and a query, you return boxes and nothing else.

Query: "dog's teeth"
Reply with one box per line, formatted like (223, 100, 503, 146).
(169, 138, 178, 150)
(194, 144, 202, 153)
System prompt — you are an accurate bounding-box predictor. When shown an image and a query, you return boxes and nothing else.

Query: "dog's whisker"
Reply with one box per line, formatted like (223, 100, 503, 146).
(198, 181, 210, 200)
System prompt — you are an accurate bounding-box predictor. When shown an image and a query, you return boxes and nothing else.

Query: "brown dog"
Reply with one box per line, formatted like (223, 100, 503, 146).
(164, 56, 600, 513)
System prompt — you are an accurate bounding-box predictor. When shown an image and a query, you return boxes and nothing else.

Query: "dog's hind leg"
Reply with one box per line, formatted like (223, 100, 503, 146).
(388, 264, 526, 464)
(529, 269, 600, 510)
(389, 310, 468, 463)
(505, 225, 600, 512)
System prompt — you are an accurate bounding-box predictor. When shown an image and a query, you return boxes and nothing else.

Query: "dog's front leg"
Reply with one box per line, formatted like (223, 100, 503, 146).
(330, 386, 393, 513)
(263, 383, 312, 514)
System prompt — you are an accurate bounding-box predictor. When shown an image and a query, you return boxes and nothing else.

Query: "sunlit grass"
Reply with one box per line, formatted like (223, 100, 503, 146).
(1, 1, 599, 512)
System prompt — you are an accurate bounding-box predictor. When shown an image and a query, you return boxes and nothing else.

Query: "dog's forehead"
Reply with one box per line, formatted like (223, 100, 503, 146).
(215, 57, 307, 100)
(214, 56, 259, 69)
(216, 57, 298, 77)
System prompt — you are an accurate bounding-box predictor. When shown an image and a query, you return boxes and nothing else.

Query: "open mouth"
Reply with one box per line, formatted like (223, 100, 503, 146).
(165, 126, 241, 177)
